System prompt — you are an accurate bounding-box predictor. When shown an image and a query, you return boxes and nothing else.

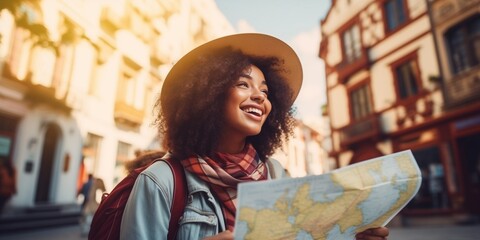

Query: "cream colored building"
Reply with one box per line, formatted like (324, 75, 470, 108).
(320, 0, 480, 220)
(0, 0, 233, 213)
(273, 120, 333, 177)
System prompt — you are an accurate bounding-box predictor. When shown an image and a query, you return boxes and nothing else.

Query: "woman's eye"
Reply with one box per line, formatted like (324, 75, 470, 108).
(261, 90, 269, 96)
(237, 82, 249, 88)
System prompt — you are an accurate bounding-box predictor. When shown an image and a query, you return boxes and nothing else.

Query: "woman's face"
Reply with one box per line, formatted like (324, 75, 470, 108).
(222, 64, 272, 139)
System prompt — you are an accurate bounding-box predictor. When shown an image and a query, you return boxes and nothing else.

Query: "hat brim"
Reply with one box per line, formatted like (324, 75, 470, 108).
(161, 33, 303, 106)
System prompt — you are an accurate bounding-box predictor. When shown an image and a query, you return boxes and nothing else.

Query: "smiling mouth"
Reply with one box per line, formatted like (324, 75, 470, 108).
(242, 107, 263, 117)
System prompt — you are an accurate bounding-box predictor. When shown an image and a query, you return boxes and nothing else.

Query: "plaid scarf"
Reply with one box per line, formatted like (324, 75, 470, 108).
(181, 144, 268, 231)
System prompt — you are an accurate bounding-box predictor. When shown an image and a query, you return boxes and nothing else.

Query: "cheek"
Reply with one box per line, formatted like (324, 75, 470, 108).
(224, 92, 239, 111)
(264, 100, 273, 117)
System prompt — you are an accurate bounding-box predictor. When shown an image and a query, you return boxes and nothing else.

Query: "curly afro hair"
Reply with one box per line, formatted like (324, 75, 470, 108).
(154, 47, 296, 161)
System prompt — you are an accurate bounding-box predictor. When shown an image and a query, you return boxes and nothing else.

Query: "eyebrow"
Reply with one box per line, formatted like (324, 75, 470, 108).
(239, 73, 251, 79)
(239, 74, 268, 87)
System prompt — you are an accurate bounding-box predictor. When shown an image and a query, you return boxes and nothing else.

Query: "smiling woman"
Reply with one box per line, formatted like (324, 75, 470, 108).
(157, 33, 302, 161)
(113, 33, 389, 240)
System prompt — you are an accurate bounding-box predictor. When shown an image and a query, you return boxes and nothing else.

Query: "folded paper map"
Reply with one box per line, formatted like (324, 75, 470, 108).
(234, 150, 422, 240)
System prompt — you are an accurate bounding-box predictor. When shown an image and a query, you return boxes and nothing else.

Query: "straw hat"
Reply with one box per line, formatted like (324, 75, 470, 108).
(161, 33, 303, 106)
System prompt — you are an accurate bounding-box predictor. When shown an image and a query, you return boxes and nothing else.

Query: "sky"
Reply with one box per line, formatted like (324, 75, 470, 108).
(214, 0, 332, 122)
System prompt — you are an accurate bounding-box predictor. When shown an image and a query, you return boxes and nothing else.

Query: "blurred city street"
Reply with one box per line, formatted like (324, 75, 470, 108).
(1, 0, 480, 239)
(1, 223, 480, 240)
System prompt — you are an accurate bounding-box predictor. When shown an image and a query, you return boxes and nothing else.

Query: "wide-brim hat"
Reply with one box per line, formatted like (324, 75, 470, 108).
(161, 33, 303, 106)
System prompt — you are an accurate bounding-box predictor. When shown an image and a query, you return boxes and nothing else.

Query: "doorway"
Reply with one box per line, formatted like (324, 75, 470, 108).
(35, 123, 61, 204)
(457, 133, 480, 214)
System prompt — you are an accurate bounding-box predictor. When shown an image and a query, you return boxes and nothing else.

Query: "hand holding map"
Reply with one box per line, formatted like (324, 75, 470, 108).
(234, 150, 422, 240)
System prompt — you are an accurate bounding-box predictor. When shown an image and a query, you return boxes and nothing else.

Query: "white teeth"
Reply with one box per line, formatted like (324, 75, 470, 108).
(243, 107, 262, 116)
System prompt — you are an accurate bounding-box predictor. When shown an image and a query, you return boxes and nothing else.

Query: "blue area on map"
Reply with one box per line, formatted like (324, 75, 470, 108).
(326, 224, 357, 240)
(235, 221, 248, 239)
(296, 230, 314, 240)
(359, 158, 403, 224)
(288, 215, 296, 224)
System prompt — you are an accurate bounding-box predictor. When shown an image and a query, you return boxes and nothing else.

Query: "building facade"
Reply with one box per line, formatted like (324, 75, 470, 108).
(428, 0, 480, 216)
(0, 0, 233, 212)
(273, 120, 334, 177)
(319, 0, 480, 219)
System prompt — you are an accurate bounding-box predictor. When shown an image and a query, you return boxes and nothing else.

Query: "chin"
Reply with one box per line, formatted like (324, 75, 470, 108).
(245, 128, 262, 136)
(236, 121, 265, 136)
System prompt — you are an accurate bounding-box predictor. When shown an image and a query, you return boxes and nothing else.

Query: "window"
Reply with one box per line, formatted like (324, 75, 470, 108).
(394, 58, 420, 100)
(350, 84, 372, 120)
(83, 133, 102, 175)
(405, 146, 450, 210)
(384, 0, 407, 32)
(53, 43, 75, 98)
(342, 24, 362, 63)
(117, 59, 141, 107)
(6, 2, 43, 80)
(392, 53, 420, 99)
(446, 15, 480, 74)
(7, 28, 33, 80)
(0, 115, 19, 167)
(114, 141, 132, 185)
(53, 18, 78, 97)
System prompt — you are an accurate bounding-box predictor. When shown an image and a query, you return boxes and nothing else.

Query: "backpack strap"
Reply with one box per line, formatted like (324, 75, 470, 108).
(161, 157, 187, 240)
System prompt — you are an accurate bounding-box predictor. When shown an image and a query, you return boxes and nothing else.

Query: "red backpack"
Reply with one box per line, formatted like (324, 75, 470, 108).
(88, 157, 187, 240)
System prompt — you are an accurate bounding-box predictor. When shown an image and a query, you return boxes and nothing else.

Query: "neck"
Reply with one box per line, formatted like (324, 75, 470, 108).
(216, 136, 246, 154)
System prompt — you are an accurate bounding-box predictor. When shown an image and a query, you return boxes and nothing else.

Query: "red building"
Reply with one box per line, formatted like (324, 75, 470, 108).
(319, 0, 480, 221)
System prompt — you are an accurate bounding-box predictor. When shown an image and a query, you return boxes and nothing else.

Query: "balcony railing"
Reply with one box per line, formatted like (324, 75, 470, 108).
(334, 48, 369, 83)
(24, 81, 72, 113)
(443, 65, 480, 108)
(114, 101, 144, 127)
(339, 114, 382, 148)
(336, 51, 369, 83)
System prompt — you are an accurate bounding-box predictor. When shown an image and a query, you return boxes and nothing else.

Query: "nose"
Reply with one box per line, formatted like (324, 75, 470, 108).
(251, 89, 266, 103)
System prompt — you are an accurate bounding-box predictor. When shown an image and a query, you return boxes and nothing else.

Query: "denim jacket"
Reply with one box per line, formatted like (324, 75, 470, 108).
(120, 157, 285, 240)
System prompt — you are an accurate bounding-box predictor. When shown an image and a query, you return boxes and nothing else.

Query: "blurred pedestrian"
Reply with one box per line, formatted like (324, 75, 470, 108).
(0, 159, 16, 214)
(79, 174, 93, 210)
(78, 173, 105, 237)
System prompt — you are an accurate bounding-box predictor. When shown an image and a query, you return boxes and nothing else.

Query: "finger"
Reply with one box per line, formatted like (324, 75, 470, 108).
(358, 227, 389, 237)
(370, 227, 389, 237)
(356, 227, 389, 240)
(355, 234, 387, 240)
(220, 230, 234, 239)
